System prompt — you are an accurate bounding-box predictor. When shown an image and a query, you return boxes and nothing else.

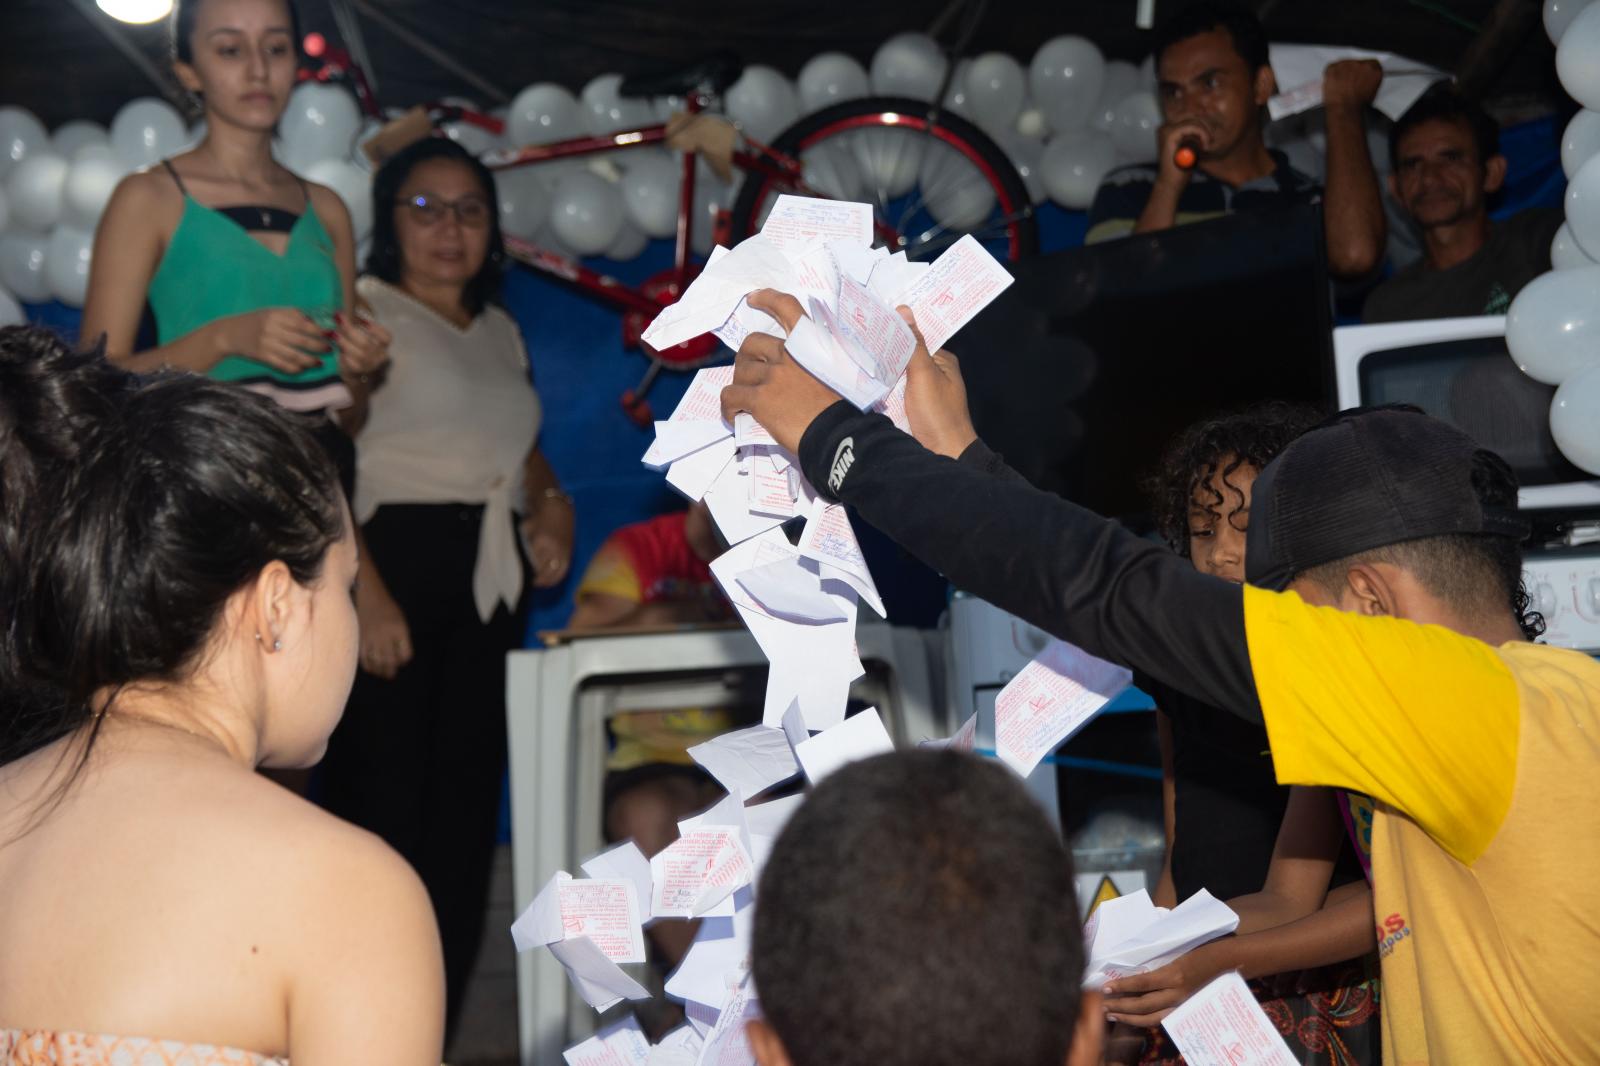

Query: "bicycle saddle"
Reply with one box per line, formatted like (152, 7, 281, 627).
(619, 51, 744, 99)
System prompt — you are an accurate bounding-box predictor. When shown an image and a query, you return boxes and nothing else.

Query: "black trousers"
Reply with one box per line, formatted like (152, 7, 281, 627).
(318, 502, 526, 1039)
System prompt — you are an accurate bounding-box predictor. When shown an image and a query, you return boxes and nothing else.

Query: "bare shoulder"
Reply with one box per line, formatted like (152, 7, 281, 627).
(303, 181, 353, 228)
(103, 164, 185, 226)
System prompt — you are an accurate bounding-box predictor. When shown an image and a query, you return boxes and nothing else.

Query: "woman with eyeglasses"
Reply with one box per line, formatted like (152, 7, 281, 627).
(315, 136, 572, 1041)
(80, 0, 390, 496)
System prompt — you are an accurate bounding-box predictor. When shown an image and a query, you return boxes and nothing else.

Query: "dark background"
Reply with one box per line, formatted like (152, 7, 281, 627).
(9, 0, 1566, 126)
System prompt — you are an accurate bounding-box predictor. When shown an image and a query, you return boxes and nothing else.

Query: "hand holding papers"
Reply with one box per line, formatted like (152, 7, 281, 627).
(1082, 889, 1240, 990)
(1161, 972, 1299, 1066)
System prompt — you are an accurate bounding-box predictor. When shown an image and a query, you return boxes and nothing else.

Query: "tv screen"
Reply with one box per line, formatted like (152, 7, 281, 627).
(1357, 336, 1587, 489)
(956, 203, 1334, 521)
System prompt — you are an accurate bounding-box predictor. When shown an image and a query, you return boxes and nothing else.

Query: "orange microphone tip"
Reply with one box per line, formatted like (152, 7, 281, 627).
(303, 32, 327, 58)
(1174, 145, 1197, 170)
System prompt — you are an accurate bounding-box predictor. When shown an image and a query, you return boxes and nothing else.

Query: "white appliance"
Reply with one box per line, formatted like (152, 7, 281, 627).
(1333, 317, 1600, 653)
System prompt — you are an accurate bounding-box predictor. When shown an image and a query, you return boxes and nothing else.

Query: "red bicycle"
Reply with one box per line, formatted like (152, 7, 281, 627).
(428, 54, 1038, 424)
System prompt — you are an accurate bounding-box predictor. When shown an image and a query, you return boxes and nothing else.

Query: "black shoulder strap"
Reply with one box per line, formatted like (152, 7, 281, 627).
(161, 158, 189, 197)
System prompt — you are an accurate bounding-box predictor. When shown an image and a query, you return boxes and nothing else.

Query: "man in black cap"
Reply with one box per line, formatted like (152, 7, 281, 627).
(719, 288, 1600, 1065)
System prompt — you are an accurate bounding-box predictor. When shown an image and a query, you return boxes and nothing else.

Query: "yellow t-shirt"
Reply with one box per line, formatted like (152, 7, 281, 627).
(1244, 585, 1600, 1064)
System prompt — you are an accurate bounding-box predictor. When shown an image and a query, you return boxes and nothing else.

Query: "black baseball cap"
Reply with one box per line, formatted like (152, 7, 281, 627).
(1245, 406, 1530, 591)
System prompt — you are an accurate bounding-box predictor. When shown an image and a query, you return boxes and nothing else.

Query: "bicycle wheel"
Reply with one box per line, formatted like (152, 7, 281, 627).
(728, 95, 1038, 264)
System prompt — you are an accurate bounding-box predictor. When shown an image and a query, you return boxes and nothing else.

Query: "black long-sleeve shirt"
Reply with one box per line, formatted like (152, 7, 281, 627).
(797, 400, 1262, 722)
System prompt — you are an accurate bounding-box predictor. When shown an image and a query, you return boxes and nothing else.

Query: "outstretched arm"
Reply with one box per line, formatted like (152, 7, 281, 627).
(719, 290, 1262, 721)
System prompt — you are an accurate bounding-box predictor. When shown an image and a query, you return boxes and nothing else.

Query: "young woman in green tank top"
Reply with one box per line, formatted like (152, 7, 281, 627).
(80, 0, 389, 434)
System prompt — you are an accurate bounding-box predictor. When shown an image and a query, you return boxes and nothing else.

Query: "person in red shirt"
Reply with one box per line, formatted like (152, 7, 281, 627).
(568, 501, 735, 975)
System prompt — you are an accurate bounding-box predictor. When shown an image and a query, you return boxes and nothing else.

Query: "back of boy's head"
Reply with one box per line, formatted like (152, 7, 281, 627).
(752, 750, 1082, 1066)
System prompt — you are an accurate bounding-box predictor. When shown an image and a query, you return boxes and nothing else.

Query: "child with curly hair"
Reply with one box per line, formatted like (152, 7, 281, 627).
(1109, 402, 1382, 1066)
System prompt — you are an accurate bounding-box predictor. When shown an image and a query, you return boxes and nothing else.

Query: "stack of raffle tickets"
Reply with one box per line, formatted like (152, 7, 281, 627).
(513, 196, 1255, 1063)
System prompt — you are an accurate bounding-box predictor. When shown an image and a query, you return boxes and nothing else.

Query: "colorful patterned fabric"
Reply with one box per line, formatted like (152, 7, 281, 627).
(1139, 958, 1382, 1065)
(1, 1030, 286, 1065)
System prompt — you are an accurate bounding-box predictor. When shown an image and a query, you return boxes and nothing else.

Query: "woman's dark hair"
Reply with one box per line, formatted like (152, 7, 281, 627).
(1149, 401, 1323, 557)
(0, 326, 344, 778)
(170, 0, 303, 65)
(365, 137, 507, 318)
(1152, 1, 1270, 74)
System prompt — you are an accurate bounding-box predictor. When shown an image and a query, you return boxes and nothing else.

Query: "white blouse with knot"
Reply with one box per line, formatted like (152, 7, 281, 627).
(353, 276, 542, 622)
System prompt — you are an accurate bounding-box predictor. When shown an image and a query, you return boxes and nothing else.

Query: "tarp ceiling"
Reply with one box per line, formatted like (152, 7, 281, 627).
(7, 0, 1565, 129)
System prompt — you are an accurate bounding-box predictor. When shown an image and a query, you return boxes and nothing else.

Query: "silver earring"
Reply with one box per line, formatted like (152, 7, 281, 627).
(273, 639, 282, 652)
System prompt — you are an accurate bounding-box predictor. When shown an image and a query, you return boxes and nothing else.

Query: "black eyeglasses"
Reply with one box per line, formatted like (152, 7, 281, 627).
(397, 193, 492, 228)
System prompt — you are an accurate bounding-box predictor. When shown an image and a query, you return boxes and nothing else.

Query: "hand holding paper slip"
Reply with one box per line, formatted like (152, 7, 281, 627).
(1161, 972, 1299, 1066)
(1082, 888, 1240, 990)
(994, 638, 1131, 777)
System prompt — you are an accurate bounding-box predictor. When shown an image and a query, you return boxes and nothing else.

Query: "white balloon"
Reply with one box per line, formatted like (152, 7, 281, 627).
(5, 154, 68, 234)
(0, 284, 22, 326)
(1110, 91, 1163, 161)
(998, 132, 1046, 202)
(1506, 265, 1600, 384)
(965, 53, 1026, 136)
(801, 144, 865, 202)
(52, 121, 109, 160)
(1550, 363, 1600, 474)
(508, 83, 585, 148)
(185, 120, 208, 152)
(0, 232, 51, 303)
(303, 158, 373, 242)
(109, 97, 187, 170)
(1016, 105, 1048, 140)
(690, 162, 738, 257)
(1552, 223, 1596, 270)
(1030, 36, 1106, 133)
(918, 140, 995, 230)
(279, 83, 362, 169)
(941, 59, 975, 119)
(604, 218, 648, 260)
(649, 94, 685, 123)
(63, 146, 126, 231)
(1557, 5, 1600, 110)
(798, 52, 870, 112)
(1566, 152, 1600, 258)
(871, 32, 948, 100)
(549, 170, 624, 256)
(848, 127, 924, 199)
(1093, 61, 1141, 133)
(1546, 0, 1597, 43)
(1561, 110, 1600, 180)
(581, 73, 654, 137)
(0, 185, 10, 235)
(1040, 129, 1116, 209)
(351, 117, 384, 173)
(496, 165, 553, 240)
(726, 65, 801, 145)
(620, 150, 682, 239)
(1139, 54, 1157, 89)
(441, 99, 500, 157)
(0, 107, 49, 182)
(45, 226, 93, 307)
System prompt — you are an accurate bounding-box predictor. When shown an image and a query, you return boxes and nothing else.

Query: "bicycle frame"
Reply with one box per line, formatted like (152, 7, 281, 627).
(479, 92, 803, 323)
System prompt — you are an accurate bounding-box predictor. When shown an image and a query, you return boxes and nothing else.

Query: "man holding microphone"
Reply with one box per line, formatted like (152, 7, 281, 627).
(1086, 2, 1388, 281)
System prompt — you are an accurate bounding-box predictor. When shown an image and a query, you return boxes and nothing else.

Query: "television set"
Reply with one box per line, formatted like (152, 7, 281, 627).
(1332, 315, 1600, 653)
